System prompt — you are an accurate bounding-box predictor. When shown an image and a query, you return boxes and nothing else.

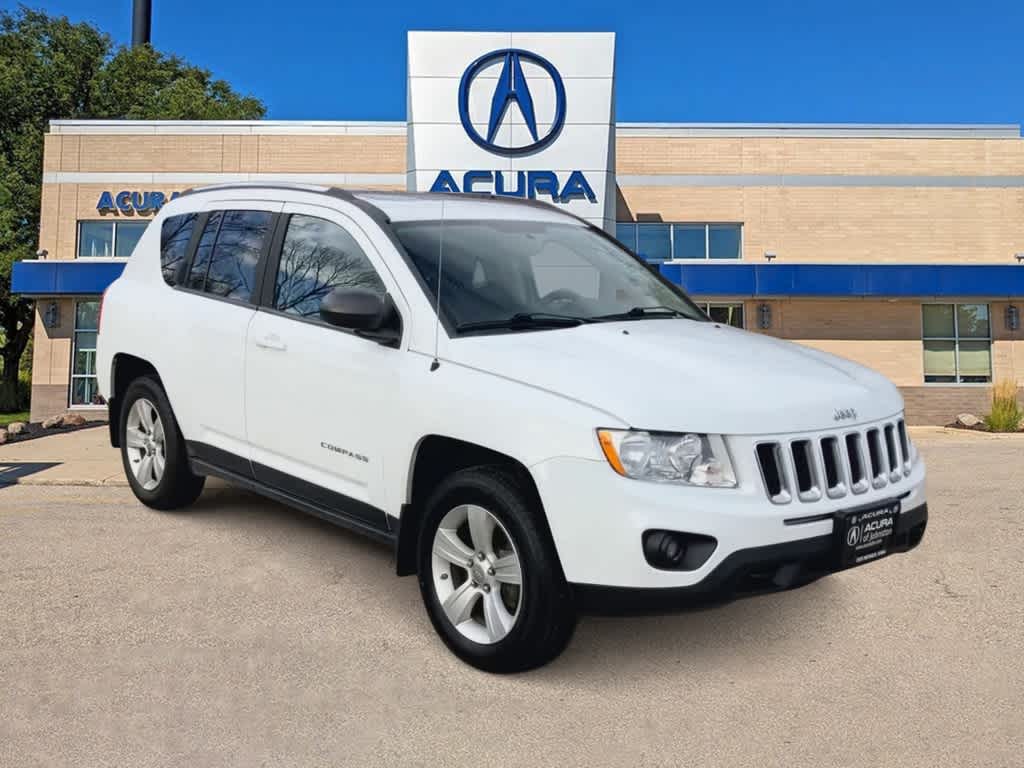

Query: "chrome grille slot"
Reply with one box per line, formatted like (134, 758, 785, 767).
(791, 441, 813, 493)
(883, 424, 901, 481)
(896, 419, 911, 475)
(820, 436, 847, 498)
(756, 442, 791, 504)
(844, 432, 867, 492)
(866, 428, 887, 488)
(790, 440, 822, 502)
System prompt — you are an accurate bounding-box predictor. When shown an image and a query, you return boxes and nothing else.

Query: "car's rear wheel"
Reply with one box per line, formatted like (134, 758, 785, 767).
(417, 466, 576, 673)
(120, 376, 204, 510)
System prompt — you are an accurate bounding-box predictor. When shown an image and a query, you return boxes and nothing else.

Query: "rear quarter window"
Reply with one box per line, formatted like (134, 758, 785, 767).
(160, 213, 198, 286)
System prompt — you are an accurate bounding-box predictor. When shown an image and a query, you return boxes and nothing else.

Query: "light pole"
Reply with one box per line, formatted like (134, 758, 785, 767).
(132, 0, 152, 47)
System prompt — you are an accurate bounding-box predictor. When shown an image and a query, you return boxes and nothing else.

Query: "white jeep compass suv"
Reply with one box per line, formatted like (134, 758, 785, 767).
(97, 183, 928, 672)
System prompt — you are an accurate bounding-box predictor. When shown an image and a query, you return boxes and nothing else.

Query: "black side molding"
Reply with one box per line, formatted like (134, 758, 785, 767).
(186, 441, 395, 546)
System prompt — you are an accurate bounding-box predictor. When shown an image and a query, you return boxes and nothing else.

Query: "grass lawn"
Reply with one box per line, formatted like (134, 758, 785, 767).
(0, 411, 30, 427)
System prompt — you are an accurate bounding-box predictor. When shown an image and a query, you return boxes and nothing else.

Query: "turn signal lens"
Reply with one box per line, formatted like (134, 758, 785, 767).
(598, 429, 626, 476)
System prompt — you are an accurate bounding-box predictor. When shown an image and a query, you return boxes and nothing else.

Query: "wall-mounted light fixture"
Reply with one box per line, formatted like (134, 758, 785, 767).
(43, 301, 60, 329)
(758, 303, 772, 329)
(1007, 305, 1020, 331)
(764, 251, 777, 262)
(1015, 253, 1024, 264)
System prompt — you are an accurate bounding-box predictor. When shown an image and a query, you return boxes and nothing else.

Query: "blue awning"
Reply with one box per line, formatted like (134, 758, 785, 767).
(10, 259, 1024, 300)
(660, 263, 1024, 298)
(11, 260, 126, 296)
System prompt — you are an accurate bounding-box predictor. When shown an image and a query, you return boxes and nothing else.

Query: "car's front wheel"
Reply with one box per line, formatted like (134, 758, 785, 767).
(417, 466, 576, 673)
(120, 376, 205, 510)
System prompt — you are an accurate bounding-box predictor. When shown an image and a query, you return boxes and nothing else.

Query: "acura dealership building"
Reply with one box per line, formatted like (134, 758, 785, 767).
(13, 32, 1024, 424)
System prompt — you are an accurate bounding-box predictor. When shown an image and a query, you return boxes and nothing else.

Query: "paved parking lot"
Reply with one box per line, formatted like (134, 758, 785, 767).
(1, 433, 1022, 767)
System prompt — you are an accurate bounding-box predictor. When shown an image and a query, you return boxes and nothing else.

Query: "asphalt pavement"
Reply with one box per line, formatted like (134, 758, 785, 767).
(1, 433, 1021, 767)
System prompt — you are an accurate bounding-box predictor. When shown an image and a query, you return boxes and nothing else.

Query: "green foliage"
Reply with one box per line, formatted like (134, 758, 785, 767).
(984, 379, 1022, 432)
(0, 7, 265, 409)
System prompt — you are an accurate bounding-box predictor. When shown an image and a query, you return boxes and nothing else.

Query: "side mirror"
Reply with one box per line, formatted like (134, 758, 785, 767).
(319, 288, 400, 346)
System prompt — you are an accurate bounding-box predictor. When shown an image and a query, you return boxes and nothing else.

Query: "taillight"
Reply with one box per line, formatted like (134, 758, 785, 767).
(98, 289, 106, 334)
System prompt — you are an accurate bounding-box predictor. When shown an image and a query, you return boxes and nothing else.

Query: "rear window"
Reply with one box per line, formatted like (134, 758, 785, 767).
(160, 213, 198, 286)
(182, 210, 274, 303)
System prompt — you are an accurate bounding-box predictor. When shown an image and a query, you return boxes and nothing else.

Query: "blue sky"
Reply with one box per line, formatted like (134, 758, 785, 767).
(9, 0, 1023, 127)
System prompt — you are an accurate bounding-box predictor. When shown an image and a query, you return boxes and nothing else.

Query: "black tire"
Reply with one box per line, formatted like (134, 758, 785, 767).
(119, 375, 205, 510)
(417, 465, 576, 673)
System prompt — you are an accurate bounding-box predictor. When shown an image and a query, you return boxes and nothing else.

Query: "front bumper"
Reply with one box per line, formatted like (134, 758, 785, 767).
(530, 454, 927, 590)
(573, 501, 927, 613)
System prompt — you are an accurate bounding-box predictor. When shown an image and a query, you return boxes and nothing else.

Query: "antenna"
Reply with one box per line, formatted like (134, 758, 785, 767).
(430, 197, 445, 372)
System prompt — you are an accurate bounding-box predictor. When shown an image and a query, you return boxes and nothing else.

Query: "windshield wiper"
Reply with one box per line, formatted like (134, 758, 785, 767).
(590, 305, 693, 321)
(456, 312, 592, 333)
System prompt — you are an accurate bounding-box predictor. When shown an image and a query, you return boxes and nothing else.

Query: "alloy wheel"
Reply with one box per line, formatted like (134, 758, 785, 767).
(431, 504, 523, 644)
(124, 397, 166, 491)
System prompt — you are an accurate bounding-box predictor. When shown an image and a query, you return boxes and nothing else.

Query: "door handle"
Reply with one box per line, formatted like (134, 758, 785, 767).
(254, 334, 287, 351)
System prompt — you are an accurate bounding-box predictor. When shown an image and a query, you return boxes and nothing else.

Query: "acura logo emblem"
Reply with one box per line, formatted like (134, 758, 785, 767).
(458, 49, 567, 157)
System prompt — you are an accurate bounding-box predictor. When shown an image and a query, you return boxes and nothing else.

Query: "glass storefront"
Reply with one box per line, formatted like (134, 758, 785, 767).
(71, 301, 104, 405)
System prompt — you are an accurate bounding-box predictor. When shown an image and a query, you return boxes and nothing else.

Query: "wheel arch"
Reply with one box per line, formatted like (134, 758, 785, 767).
(107, 353, 161, 447)
(395, 435, 550, 577)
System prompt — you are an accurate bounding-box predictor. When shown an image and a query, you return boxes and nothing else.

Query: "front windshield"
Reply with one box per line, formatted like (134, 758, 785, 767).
(392, 219, 706, 332)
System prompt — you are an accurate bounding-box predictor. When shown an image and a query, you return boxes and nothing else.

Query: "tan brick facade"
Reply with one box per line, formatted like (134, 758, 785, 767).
(27, 122, 1024, 425)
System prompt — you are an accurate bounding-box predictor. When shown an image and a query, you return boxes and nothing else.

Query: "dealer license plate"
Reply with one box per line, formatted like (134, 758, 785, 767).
(835, 501, 900, 568)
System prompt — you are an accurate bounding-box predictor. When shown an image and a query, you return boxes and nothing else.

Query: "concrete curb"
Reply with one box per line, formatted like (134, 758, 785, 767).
(0, 478, 129, 488)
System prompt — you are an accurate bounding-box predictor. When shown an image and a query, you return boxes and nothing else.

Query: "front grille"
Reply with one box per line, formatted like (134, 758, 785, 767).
(756, 417, 911, 504)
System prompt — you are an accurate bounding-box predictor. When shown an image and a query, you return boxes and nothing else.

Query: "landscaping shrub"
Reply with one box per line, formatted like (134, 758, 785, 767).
(984, 379, 1023, 432)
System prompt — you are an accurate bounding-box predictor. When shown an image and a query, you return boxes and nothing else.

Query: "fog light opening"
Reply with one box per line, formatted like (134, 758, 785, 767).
(642, 530, 718, 571)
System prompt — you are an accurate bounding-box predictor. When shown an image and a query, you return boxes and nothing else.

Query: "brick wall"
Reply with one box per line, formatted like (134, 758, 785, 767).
(899, 385, 1024, 425)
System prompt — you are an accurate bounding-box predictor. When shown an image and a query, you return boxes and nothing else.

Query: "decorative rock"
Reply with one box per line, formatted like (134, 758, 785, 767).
(61, 413, 87, 427)
(0, 429, 8, 445)
(7, 421, 28, 436)
(41, 414, 63, 429)
(956, 413, 982, 427)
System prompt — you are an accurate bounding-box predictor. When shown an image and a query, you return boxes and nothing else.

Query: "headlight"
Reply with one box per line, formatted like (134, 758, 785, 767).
(597, 429, 737, 487)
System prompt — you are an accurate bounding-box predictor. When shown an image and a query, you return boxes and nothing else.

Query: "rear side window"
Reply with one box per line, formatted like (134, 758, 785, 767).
(273, 214, 386, 319)
(160, 213, 198, 286)
(184, 210, 273, 302)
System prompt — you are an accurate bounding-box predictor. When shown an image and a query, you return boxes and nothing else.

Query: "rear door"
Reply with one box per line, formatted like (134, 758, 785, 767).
(165, 200, 282, 472)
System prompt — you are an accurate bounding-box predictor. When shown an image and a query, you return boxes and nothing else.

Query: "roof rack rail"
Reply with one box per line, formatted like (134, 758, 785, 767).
(179, 181, 331, 197)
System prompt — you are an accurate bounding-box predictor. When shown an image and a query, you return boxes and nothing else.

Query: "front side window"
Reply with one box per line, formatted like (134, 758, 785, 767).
(922, 303, 991, 383)
(71, 301, 104, 406)
(184, 210, 272, 302)
(274, 214, 386, 319)
(77, 221, 148, 258)
(393, 219, 705, 332)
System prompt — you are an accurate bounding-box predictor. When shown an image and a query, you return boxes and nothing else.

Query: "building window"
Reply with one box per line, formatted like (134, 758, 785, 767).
(615, 222, 742, 262)
(77, 220, 148, 258)
(922, 303, 992, 383)
(71, 301, 104, 406)
(702, 302, 745, 329)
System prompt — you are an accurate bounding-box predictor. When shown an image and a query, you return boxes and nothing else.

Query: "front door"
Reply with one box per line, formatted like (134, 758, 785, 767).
(244, 203, 404, 531)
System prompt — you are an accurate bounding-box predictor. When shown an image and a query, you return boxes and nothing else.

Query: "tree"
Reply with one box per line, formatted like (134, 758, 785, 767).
(0, 7, 264, 410)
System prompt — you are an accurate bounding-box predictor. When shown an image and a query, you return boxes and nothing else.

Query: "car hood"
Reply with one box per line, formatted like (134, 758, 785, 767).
(445, 320, 903, 435)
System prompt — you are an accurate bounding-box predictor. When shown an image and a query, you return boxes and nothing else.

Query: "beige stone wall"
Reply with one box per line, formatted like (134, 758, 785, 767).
(617, 186, 1024, 264)
(45, 133, 406, 174)
(29, 300, 73, 422)
(616, 136, 1024, 176)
